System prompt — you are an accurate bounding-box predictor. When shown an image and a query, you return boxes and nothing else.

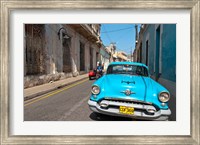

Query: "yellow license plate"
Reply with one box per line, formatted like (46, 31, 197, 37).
(119, 106, 134, 115)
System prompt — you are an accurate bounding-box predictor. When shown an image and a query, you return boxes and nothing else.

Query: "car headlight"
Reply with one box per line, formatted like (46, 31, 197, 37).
(91, 85, 100, 95)
(158, 92, 170, 103)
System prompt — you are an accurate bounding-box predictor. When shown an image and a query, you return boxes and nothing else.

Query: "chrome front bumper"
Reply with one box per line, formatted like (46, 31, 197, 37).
(88, 99, 171, 121)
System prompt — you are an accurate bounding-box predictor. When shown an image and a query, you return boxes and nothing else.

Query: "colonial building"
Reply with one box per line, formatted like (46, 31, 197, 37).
(116, 51, 128, 62)
(106, 43, 116, 62)
(24, 24, 101, 88)
(99, 44, 110, 71)
(133, 24, 176, 120)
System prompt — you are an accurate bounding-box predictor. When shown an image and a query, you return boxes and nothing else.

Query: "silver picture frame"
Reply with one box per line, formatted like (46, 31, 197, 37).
(1, 0, 199, 144)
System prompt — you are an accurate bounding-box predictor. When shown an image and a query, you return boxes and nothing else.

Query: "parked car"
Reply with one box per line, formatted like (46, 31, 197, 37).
(89, 66, 103, 80)
(88, 61, 171, 121)
(88, 69, 97, 80)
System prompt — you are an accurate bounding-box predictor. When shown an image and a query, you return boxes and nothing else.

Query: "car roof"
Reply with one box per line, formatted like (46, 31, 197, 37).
(108, 61, 148, 68)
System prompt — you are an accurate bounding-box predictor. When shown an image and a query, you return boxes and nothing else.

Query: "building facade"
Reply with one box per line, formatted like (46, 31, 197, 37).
(116, 51, 128, 62)
(24, 24, 101, 88)
(99, 45, 110, 71)
(106, 43, 116, 62)
(133, 24, 176, 120)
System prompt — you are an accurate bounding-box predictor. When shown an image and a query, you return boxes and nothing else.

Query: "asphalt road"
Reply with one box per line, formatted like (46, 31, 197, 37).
(24, 79, 133, 121)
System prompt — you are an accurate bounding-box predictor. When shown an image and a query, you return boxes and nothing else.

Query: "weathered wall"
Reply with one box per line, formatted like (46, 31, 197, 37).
(24, 24, 101, 88)
(100, 46, 110, 71)
(24, 24, 46, 75)
(45, 24, 63, 74)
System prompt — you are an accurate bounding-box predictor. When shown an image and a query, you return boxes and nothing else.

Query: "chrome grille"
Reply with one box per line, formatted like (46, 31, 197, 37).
(99, 98, 158, 112)
(103, 97, 152, 105)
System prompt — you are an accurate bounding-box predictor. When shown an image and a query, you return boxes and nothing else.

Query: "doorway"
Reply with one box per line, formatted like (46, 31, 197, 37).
(80, 42, 85, 71)
(63, 38, 72, 73)
(90, 47, 93, 70)
(155, 26, 161, 81)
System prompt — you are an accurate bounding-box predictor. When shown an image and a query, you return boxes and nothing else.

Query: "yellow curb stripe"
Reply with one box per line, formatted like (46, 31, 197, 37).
(24, 78, 89, 107)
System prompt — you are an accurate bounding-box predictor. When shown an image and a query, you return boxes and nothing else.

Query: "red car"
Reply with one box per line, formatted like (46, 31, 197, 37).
(88, 70, 96, 80)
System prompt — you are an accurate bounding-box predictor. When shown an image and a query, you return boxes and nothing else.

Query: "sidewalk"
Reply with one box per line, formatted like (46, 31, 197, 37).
(24, 74, 88, 101)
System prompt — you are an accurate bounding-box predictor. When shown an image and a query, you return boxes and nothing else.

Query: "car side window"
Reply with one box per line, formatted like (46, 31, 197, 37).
(136, 66, 148, 76)
(107, 66, 113, 74)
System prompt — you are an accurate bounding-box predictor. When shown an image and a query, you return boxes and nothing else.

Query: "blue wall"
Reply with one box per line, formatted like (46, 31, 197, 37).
(142, 25, 155, 76)
(141, 24, 176, 82)
(161, 24, 176, 82)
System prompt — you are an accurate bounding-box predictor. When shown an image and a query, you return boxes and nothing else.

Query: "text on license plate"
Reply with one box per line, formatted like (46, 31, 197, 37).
(119, 106, 134, 115)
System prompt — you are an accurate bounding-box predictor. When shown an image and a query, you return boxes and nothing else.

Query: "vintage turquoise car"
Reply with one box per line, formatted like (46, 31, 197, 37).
(88, 61, 171, 121)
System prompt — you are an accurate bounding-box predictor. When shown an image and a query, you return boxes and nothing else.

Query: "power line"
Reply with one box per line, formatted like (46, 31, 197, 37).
(102, 25, 112, 43)
(114, 27, 135, 54)
(115, 27, 134, 44)
(101, 26, 134, 33)
(101, 25, 135, 55)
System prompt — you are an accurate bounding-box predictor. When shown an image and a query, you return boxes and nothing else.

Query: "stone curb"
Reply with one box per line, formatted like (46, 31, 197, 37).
(24, 76, 88, 101)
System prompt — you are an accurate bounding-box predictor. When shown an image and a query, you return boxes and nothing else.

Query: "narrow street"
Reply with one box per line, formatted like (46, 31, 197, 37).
(23, 24, 176, 121)
(24, 79, 132, 121)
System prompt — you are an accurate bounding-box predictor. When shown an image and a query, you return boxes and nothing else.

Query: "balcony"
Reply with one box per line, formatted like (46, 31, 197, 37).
(68, 24, 100, 44)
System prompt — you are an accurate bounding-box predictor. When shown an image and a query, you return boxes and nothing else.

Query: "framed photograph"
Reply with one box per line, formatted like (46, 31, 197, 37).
(1, 0, 199, 144)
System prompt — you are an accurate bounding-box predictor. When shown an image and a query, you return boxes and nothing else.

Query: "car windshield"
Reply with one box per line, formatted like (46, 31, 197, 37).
(106, 64, 149, 77)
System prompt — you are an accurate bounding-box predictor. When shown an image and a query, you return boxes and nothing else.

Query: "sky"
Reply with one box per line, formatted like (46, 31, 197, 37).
(100, 24, 140, 55)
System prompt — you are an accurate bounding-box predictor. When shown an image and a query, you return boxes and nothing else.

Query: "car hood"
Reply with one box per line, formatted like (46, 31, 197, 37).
(102, 74, 152, 101)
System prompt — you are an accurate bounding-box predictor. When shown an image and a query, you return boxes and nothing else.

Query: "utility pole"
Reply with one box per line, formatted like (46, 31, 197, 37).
(110, 42, 116, 62)
(135, 24, 138, 43)
(131, 47, 134, 62)
(133, 24, 139, 62)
